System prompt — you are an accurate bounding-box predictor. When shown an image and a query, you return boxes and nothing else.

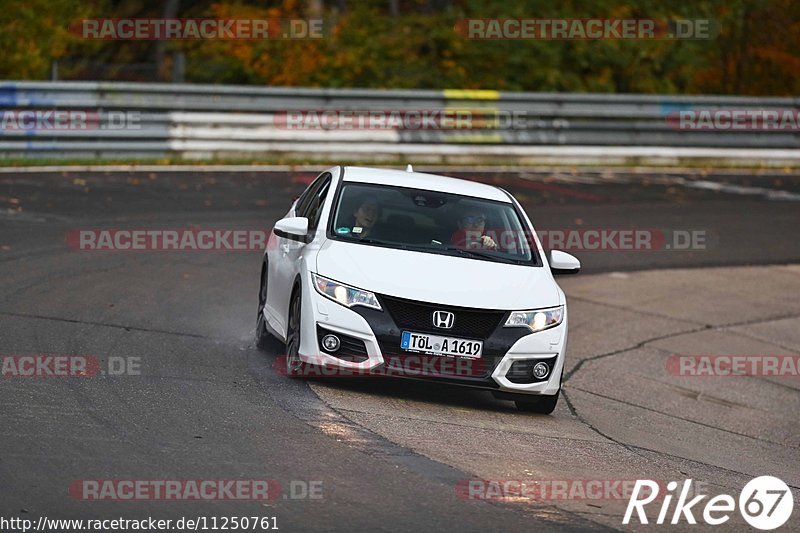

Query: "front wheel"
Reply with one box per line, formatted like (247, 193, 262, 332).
(255, 265, 278, 351)
(255, 263, 283, 353)
(284, 291, 305, 377)
(514, 390, 560, 415)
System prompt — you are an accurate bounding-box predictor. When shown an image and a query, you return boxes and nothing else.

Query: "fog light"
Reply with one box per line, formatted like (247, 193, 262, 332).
(532, 362, 549, 379)
(321, 334, 340, 352)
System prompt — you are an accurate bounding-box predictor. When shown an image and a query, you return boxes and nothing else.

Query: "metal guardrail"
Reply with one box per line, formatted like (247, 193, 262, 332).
(0, 81, 798, 161)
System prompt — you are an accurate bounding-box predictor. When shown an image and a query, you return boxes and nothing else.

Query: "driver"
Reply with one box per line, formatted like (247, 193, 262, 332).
(453, 209, 497, 250)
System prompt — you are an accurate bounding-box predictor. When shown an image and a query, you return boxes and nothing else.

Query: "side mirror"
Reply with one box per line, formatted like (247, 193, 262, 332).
(274, 217, 310, 243)
(549, 250, 580, 275)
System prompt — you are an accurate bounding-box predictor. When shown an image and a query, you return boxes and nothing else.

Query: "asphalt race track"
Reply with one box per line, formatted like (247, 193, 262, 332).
(1, 167, 799, 531)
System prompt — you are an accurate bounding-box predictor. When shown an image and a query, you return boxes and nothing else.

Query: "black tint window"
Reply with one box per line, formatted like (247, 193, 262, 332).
(295, 172, 330, 216)
(305, 177, 332, 231)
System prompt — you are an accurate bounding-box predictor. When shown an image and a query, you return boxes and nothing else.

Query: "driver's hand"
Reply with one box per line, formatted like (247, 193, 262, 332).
(480, 235, 497, 249)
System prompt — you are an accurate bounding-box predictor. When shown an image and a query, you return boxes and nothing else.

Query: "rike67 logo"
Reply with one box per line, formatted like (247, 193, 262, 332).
(624, 476, 794, 530)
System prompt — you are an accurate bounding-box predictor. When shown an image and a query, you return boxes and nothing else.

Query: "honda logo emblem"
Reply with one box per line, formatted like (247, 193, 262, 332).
(432, 310, 455, 329)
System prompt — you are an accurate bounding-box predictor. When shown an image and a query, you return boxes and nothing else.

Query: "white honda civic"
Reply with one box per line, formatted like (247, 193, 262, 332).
(256, 166, 580, 414)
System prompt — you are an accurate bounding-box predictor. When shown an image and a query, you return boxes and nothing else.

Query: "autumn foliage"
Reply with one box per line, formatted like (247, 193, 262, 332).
(0, 0, 797, 95)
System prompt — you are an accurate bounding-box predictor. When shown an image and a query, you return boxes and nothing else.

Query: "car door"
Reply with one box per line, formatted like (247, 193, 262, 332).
(267, 172, 332, 335)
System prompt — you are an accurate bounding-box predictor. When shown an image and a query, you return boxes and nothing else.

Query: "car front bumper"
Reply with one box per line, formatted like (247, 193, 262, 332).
(297, 277, 566, 396)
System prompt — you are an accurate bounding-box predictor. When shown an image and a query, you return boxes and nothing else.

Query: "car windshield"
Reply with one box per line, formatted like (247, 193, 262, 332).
(329, 182, 538, 265)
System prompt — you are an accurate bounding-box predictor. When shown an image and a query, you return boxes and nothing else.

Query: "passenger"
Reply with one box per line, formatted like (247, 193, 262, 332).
(351, 197, 382, 240)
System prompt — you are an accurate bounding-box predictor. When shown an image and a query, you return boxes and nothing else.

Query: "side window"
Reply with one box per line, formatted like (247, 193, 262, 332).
(294, 172, 330, 216)
(304, 177, 332, 231)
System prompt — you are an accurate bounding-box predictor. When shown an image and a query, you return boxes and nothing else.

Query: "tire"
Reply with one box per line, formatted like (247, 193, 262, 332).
(514, 390, 560, 415)
(284, 289, 305, 377)
(255, 264, 275, 351)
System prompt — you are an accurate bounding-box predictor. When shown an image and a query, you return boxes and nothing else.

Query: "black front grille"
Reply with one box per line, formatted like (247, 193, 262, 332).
(379, 295, 506, 339)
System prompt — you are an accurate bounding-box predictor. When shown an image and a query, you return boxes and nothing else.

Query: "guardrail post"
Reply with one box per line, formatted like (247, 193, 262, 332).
(172, 53, 185, 84)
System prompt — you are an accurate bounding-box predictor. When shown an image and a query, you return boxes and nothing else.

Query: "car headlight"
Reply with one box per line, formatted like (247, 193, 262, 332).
(504, 306, 564, 332)
(312, 273, 381, 311)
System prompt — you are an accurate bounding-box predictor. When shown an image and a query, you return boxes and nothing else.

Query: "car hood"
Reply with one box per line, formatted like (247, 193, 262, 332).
(315, 240, 560, 310)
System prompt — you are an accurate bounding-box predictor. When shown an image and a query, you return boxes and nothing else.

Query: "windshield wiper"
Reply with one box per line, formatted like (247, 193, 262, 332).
(352, 237, 410, 250)
(353, 237, 387, 245)
(444, 247, 519, 264)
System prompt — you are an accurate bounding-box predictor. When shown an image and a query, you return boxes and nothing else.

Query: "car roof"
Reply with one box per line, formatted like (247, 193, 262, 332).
(340, 166, 511, 203)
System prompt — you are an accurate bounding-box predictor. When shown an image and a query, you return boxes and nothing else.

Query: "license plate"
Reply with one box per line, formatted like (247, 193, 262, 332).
(400, 331, 483, 358)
